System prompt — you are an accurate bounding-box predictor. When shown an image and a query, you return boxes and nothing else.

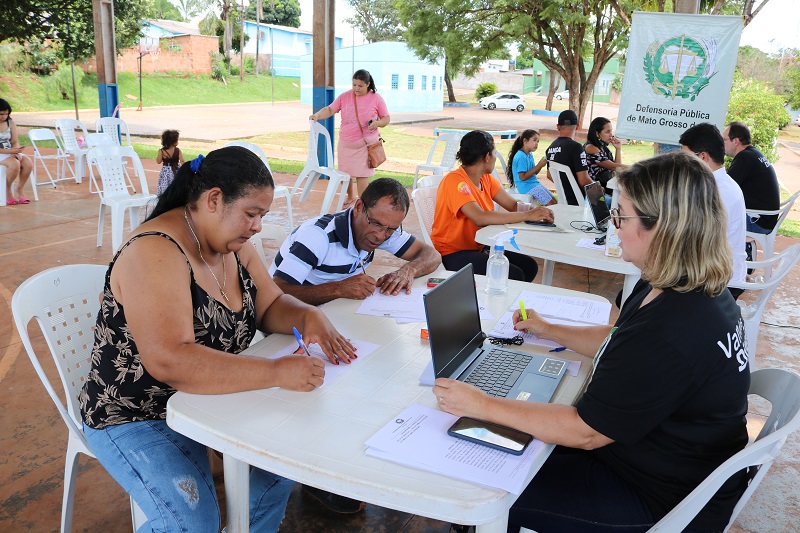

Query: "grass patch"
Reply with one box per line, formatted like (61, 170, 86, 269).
(1, 72, 300, 112)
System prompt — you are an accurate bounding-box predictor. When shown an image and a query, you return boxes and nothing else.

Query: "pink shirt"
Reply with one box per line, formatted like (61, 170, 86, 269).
(329, 90, 389, 144)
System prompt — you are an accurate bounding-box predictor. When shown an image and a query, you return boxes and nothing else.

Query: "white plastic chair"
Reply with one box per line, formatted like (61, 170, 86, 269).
(249, 222, 288, 267)
(11, 264, 146, 533)
(291, 121, 350, 215)
(648, 368, 800, 532)
(745, 190, 800, 279)
(548, 160, 584, 207)
(0, 165, 6, 206)
(491, 148, 509, 184)
(728, 243, 800, 360)
(29, 128, 74, 198)
(412, 133, 463, 191)
(95, 117, 132, 147)
(223, 141, 293, 229)
(55, 118, 90, 184)
(412, 185, 437, 247)
(88, 145, 157, 252)
(416, 174, 444, 189)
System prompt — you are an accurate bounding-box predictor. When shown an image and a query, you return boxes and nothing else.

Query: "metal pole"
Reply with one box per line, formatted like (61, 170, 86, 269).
(239, 0, 245, 82)
(138, 53, 143, 111)
(255, 11, 260, 77)
(70, 60, 80, 120)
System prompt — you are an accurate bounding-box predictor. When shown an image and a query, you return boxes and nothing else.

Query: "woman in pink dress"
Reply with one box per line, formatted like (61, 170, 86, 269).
(309, 69, 390, 207)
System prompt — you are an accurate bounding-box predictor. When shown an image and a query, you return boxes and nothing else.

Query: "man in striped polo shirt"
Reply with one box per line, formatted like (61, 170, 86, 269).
(270, 178, 441, 306)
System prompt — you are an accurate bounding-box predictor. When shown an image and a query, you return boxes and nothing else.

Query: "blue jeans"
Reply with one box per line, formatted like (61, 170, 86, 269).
(746, 217, 772, 235)
(84, 420, 294, 533)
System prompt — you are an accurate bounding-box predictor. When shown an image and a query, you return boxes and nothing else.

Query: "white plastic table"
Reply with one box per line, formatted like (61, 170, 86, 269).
(476, 204, 641, 303)
(167, 274, 607, 532)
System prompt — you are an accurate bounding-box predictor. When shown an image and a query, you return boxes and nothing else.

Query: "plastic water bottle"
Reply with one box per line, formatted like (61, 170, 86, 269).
(486, 244, 510, 294)
(485, 229, 519, 295)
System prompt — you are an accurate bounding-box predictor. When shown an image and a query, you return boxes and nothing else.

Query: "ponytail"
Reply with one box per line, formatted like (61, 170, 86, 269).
(506, 129, 538, 188)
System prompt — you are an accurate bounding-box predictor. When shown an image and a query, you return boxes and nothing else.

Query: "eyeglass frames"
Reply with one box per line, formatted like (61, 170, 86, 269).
(364, 208, 402, 236)
(609, 207, 657, 229)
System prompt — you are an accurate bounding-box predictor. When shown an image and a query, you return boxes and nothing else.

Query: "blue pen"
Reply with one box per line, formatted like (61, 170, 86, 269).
(549, 346, 567, 352)
(292, 327, 311, 356)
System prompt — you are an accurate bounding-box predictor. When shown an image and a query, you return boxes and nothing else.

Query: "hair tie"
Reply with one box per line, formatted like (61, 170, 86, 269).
(190, 154, 205, 173)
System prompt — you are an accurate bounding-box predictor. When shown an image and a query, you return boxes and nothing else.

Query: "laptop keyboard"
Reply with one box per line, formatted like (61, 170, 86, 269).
(464, 349, 532, 397)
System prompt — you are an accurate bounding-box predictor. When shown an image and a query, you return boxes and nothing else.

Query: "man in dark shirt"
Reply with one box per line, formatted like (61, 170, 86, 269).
(723, 122, 781, 234)
(545, 109, 590, 205)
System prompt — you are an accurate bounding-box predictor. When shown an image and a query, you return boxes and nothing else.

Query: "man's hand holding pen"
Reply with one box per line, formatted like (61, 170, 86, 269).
(335, 274, 376, 300)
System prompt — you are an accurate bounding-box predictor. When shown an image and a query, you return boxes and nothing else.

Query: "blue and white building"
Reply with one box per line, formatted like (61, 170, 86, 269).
(241, 21, 343, 77)
(300, 42, 445, 113)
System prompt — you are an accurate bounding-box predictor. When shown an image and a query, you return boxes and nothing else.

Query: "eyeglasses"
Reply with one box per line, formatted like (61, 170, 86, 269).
(364, 208, 402, 236)
(610, 207, 657, 229)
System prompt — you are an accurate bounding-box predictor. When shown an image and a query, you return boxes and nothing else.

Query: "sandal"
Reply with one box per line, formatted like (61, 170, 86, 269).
(302, 485, 366, 514)
(17, 197, 30, 204)
(6, 198, 19, 206)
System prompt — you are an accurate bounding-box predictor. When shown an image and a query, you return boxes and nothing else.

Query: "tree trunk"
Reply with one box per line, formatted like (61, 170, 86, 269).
(445, 70, 456, 103)
(545, 70, 558, 110)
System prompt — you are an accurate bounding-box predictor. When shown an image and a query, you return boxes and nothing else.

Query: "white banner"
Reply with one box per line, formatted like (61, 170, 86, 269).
(616, 13, 742, 145)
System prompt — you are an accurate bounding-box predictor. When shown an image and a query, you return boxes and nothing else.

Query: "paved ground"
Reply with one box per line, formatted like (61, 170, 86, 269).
(2, 100, 800, 531)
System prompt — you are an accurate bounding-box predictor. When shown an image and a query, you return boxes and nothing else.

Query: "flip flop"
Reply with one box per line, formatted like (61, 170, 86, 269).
(6, 198, 19, 206)
(17, 197, 30, 204)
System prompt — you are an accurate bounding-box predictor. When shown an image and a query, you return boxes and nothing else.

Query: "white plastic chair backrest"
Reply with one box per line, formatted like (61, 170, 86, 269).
(417, 174, 444, 189)
(426, 133, 462, 168)
(85, 132, 115, 147)
(772, 190, 800, 232)
(55, 119, 89, 152)
(88, 145, 138, 198)
(250, 223, 288, 266)
(648, 368, 800, 532)
(224, 141, 274, 175)
(412, 186, 438, 247)
(309, 121, 335, 170)
(492, 149, 509, 184)
(28, 128, 63, 154)
(95, 117, 131, 146)
(548, 160, 584, 207)
(728, 244, 800, 358)
(11, 264, 107, 447)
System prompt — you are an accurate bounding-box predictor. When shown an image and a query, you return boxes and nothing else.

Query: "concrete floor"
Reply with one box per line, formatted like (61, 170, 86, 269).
(2, 108, 799, 531)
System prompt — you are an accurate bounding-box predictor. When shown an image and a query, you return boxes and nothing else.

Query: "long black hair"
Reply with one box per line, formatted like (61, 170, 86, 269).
(586, 117, 611, 148)
(0, 98, 11, 123)
(147, 146, 273, 220)
(506, 129, 538, 187)
(353, 69, 377, 93)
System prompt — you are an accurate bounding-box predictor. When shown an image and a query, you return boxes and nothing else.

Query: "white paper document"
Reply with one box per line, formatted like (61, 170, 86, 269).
(266, 338, 379, 386)
(516, 290, 611, 325)
(488, 311, 569, 350)
(356, 287, 493, 323)
(576, 237, 606, 251)
(365, 403, 543, 494)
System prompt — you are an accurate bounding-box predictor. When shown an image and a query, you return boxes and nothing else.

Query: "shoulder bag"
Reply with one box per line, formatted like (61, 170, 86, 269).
(353, 92, 387, 168)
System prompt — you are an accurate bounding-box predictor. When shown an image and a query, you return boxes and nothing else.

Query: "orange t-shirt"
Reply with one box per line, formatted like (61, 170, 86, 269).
(430, 167, 502, 256)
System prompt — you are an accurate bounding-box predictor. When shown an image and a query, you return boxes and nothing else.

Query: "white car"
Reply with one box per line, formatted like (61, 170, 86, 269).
(554, 90, 569, 100)
(479, 93, 526, 112)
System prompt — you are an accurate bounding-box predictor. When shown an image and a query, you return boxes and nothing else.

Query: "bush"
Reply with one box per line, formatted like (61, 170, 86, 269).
(0, 40, 27, 73)
(41, 63, 84, 102)
(726, 75, 791, 163)
(475, 82, 497, 101)
(210, 52, 227, 82)
(25, 38, 58, 75)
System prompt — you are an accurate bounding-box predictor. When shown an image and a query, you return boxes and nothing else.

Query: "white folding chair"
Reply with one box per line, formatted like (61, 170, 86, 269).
(29, 128, 74, 198)
(412, 185, 437, 247)
(412, 133, 463, 191)
(249, 222, 288, 268)
(291, 121, 350, 215)
(548, 161, 584, 207)
(728, 243, 800, 361)
(95, 117, 132, 147)
(223, 141, 293, 229)
(416, 174, 444, 189)
(491, 148, 509, 185)
(746, 190, 800, 279)
(55, 118, 90, 184)
(87, 145, 157, 252)
(11, 264, 147, 533)
(648, 368, 800, 532)
(0, 165, 7, 206)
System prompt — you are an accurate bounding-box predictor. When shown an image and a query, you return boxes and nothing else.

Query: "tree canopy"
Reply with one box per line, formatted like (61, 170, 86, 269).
(345, 0, 404, 43)
(244, 0, 301, 28)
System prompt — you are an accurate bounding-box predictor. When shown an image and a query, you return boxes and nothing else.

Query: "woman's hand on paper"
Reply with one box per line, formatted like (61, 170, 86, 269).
(433, 378, 488, 418)
(301, 309, 357, 364)
(512, 307, 550, 338)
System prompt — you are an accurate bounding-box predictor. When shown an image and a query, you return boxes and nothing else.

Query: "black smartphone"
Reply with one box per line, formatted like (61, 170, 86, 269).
(594, 235, 606, 246)
(447, 417, 533, 455)
(427, 277, 446, 287)
(525, 220, 557, 227)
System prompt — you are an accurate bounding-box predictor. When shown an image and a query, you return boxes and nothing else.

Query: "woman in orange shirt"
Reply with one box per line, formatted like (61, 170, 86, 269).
(430, 130, 554, 281)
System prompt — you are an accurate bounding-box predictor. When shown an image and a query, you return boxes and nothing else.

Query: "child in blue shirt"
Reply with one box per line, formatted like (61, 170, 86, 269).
(507, 129, 555, 206)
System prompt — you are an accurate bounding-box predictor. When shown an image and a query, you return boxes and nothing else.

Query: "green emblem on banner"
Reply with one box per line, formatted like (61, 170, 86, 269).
(643, 35, 716, 100)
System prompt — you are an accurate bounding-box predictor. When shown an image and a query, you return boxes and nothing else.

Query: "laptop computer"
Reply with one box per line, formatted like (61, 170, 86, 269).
(423, 264, 568, 403)
(585, 181, 611, 232)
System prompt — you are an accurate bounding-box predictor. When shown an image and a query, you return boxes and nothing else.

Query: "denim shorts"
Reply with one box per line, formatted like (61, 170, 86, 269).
(84, 419, 294, 533)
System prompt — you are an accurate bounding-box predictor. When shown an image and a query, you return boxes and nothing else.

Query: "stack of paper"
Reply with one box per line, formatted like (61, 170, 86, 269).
(365, 403, 543, 495)
(356, 288, 493, 324)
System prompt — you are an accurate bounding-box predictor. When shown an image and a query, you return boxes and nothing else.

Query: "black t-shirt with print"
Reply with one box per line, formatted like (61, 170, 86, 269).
(546, 136, 588, 205)
(576, 280, 750, 531)
(727, 145, 780, 231)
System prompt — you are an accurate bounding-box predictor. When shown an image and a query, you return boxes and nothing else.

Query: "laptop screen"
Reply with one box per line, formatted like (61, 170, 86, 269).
(585, 181, 610, 229)
(423, 264, 485, 378)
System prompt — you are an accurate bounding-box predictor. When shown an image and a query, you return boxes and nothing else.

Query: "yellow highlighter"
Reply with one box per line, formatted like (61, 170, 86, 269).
(519, 300, 527, 321)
